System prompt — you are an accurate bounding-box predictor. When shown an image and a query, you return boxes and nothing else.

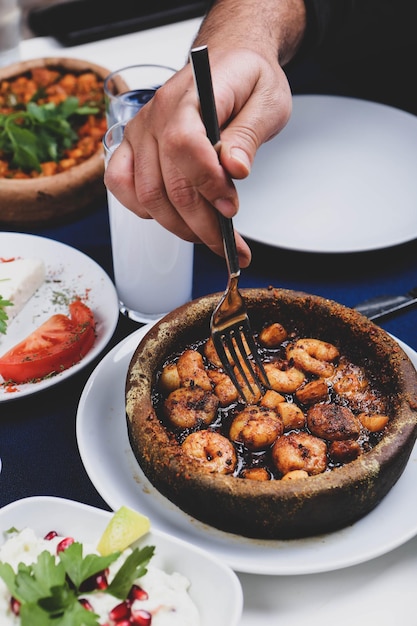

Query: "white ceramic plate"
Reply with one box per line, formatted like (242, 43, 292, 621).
(76, 325, 417, 575)
(234, 95, 417, 253)
(0, 496, 242, 626)
(0, 232, 119, 401)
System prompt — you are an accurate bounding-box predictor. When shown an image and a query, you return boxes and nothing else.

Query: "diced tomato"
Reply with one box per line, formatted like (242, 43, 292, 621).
(0, 300, 95, 384)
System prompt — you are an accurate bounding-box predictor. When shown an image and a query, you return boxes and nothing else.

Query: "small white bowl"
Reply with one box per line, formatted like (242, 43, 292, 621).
(0, 496, 243, 625)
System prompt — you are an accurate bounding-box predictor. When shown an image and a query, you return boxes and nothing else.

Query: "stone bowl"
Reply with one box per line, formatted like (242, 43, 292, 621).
(0, 57, 110, 225)
(125, 287, 417, 539)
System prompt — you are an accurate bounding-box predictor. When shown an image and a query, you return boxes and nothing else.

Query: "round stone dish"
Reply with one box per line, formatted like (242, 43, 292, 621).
(125, 288, 417, 540)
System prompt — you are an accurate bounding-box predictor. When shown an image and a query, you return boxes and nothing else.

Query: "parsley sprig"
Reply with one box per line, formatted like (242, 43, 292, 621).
(0, 540, 155, 625)
(0, 98, 99, 173)
(0, 294, 13, 334)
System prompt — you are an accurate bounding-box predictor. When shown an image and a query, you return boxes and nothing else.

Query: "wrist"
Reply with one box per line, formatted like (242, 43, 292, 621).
(195, 0, 307, 65)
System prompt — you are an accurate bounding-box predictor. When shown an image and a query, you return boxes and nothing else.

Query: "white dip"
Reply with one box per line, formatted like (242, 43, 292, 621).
(0, 527, 200, 625)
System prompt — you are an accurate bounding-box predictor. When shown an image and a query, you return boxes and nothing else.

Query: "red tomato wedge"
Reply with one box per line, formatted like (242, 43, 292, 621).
(0, 300, 95, 384)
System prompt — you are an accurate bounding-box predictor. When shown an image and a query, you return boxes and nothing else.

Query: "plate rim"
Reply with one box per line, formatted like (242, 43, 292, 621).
(0, 231, 119, 402)
(76, 324, 417, 575)
(234, 94, 417, 254)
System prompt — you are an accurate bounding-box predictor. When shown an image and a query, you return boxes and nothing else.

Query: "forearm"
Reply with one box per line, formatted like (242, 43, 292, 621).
(194, 0, 307, 66)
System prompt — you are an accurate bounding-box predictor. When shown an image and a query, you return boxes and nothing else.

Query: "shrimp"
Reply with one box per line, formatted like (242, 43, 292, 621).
(241, 467, 271, 481)
(281, 469, 309, 481)
(263, 361, 305, 393)
(207, 369, 239, 406)
(259, 322, 288, 347)
(274, 401, 306, 430)
(164, 387, 219, 429)
(204, 335, 250, 368)
(287, 338, 339, 377)
(295, 379, 329, 404)
(272, 432, 327, 476)
(260, 389, 286, 410)
(229, 405, 284, 451)
(182, 430, 237, 474)
(329, 439, 361, 464)
(159, 363, 180, 395)
(358, 413, 389, 432)
(177, 349, 212, 391)
(306, 403, 361, 441)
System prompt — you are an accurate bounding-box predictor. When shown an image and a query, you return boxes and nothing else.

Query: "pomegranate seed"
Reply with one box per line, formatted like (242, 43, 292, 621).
(131, 608, 152, 625)
(109, 601, 131, 621)
(129, 584, 149, 602)
(79, 598, 94, 611)
(56, 537, 74, 553)
(44, 530, 58, 541)
(80, 569, 109, 592)
(10, 597, 20, 615)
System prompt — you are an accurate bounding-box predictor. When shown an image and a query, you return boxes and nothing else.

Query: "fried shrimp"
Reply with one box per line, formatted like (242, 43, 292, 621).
(307, 403, 361, 441)
(295, 379, 329, 404)
(177, 349, 212, 391)
(287, 338, 339, 377)
(164, 387, 219, 429)
(272, 432, 327, 476)
(329, 439, 361, 464)
(358, 412, 389, 432)
(241, 467, 271, 481)
(182, 430, 237, 474)
(203, 335, 250, 368)
(207, 369, 240, 406)
(229, 405, 284, 451)
(263, 362, 305, 393)
(159, 363, 180, 395)
(274, 401, 306, 430)
(259, 322, 288, 347)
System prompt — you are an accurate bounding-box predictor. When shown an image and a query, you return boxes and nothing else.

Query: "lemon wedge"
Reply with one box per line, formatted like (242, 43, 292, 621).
(97, 506, 151, 556)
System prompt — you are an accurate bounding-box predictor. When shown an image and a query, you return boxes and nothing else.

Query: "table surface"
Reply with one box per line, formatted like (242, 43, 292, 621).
(2, 18, 417, 625)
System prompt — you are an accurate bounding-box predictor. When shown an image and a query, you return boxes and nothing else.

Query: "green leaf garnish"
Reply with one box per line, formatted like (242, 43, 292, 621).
(0, 294, 13, 335)
(0, 538, 155, 625)
(0, 97, 101, 173)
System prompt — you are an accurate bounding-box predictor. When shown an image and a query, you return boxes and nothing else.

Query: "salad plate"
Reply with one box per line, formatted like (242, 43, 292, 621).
(76, 324, 417, 575)
(0, 496, 243, 626)
(0, 232, 119, 401)
(234, 95, 417, 253)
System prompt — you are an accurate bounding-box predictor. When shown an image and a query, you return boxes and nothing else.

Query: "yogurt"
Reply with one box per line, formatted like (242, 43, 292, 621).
(0, 527, 200, 625)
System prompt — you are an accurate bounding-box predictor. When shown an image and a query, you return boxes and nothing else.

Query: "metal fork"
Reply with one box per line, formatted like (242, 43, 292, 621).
(190, 45, 269, 403)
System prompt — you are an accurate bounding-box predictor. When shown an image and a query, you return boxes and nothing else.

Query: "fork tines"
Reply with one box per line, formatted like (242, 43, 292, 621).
(212, 321, 269, 404)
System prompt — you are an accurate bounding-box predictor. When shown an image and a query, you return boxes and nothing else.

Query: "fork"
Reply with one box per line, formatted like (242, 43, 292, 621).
(190, 45, 269, 402)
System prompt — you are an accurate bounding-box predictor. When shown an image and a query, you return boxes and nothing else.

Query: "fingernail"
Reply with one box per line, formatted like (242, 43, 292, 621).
(214, 197, 237, 216)
(231, 147, 251, 175)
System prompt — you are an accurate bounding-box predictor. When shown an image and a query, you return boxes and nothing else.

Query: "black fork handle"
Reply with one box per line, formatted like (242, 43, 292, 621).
(190, 45, 241, 278)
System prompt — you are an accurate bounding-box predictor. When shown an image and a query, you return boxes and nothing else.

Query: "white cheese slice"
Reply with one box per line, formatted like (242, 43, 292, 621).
(0, 258, 46, 329)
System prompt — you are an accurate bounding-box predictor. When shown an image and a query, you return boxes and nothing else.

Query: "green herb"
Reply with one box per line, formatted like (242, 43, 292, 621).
(0, 97, 99, 173)
(0, 539, 155, 625)
(0, 294, 13, 334)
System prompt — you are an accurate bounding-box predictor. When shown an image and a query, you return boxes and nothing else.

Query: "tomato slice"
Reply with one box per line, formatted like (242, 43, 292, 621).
(0, 300, 96, 384)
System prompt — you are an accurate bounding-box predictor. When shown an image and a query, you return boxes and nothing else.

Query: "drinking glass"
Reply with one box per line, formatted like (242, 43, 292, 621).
(103, 121, 194, 323)
(104, 64, 176, 126)
(0, 0, 21, 67)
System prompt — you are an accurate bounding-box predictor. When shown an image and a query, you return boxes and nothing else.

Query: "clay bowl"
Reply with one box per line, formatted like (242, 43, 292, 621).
(0, 57, 110, 226)
(125, 288, 417, 540)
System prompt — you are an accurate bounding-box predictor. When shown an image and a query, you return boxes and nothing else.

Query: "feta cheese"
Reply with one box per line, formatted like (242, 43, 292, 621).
(0, 259, 45, 330)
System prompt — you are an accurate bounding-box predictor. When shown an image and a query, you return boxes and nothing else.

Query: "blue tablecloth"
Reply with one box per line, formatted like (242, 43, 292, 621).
(1, 197, 417, 510)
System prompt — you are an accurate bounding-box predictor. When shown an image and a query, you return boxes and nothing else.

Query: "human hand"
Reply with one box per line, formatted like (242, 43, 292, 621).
(104, 47, 292, 267)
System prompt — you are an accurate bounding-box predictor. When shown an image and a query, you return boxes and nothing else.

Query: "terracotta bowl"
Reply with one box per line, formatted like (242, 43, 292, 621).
(125, 288, 417, 539)
(0, 57, 110, 226)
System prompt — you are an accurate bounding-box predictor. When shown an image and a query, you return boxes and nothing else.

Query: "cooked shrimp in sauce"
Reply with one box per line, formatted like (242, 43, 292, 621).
(154, 318, 392, 481)
(182, 430, 237, 474)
